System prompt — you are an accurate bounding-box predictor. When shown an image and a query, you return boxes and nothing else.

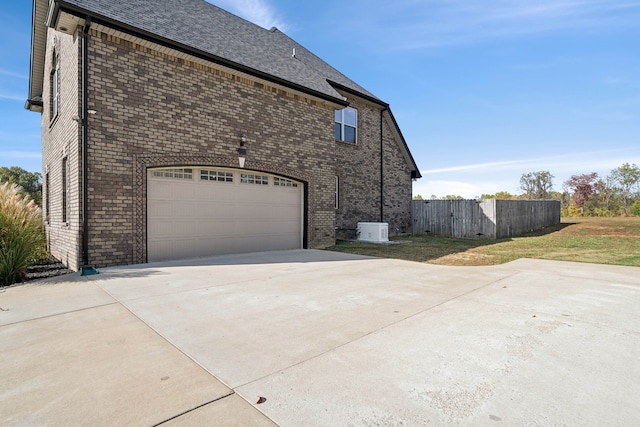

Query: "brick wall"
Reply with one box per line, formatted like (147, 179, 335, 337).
(382, 115, 414, 235)
(85, 28, 338, 266)
(41, 28, 83, 271)
(41, 25, 415, 268)
(334, 96, 414, 239)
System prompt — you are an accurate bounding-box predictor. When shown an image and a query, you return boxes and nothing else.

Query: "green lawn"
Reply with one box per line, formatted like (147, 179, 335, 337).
(326, 217, 640, 267)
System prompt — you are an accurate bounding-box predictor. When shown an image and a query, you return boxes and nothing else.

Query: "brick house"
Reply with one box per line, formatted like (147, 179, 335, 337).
(26, 0, 421, 271)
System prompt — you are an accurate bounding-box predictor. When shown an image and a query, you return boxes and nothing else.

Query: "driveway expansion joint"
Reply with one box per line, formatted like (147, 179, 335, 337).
(0, 301, 118, 327)
(152, 391, 235, 426)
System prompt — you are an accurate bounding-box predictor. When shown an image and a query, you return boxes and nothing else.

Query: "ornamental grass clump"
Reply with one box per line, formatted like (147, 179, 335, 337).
(0, 182, 46, 286)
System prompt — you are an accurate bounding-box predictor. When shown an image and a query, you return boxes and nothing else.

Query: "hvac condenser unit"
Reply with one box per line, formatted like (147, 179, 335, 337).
(357, 222, 389, 243)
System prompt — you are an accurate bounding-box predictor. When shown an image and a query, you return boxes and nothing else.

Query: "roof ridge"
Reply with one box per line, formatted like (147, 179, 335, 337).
(49, 0, 377, 101)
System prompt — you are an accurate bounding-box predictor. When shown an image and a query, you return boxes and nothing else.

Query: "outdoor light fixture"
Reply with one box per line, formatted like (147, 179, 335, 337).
(238, 135, 247, 168)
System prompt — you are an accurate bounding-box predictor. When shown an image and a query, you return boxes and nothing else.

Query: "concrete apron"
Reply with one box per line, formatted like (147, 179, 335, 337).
(1, 250, 639, 426)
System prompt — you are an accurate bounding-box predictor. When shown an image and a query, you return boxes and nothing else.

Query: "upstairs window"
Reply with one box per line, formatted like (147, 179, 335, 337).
(50, 54, 60, 119)
(335, 107, 357, 144)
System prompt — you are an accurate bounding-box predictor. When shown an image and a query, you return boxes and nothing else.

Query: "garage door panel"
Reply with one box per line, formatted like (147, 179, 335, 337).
(148, 168, 303, 262)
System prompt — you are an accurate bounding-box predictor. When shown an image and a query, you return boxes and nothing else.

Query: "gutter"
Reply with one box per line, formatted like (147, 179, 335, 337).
(48, 1, 349, 108)
(380, 108, 387, 222)
(80, 16, 98, 276)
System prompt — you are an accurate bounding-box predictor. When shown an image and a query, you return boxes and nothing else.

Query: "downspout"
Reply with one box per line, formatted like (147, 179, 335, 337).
(380, 108, 387, 222)
(81, 16, 98, 275)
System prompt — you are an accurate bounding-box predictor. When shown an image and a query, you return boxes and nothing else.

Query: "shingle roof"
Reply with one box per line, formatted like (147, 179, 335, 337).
(55, 0, 380, 102)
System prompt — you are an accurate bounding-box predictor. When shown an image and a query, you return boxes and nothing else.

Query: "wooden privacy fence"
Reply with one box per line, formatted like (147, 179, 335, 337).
(412, 199, 561, 239)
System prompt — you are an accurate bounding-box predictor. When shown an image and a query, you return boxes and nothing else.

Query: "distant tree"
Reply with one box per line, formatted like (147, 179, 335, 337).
(0, 167, 42, 205)
(480, 191, 517, 200)
(412, 194, 423, 200)
(520, 171, 554, 199)
(593, 176, 619, 213)
(564, 173, 599, 207)
(608, 163, 640, 211)
(443, 195, 464, 200)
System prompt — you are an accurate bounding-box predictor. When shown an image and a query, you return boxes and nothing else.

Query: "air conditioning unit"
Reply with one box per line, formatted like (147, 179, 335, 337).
(357, 222, 388, 243)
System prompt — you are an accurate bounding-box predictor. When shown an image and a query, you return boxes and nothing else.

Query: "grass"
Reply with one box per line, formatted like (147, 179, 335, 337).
(326, 217, 640, 267)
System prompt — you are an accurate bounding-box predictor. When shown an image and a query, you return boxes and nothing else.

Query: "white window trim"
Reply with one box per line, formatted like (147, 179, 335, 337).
(152, 168, 194, 180)
(200, 169, 233, 182)
(62, 157, 69, 224)
(51, 55, 60, 120)
(240, 173, 269, 185)
(274, 177, 298, 188)
(335, 107, 357, 144)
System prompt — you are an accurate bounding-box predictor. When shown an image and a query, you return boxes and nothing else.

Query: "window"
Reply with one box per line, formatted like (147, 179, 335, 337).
(50, 54, 60, 119)
(152, 168, 193, 180)
(45, 172, 50, 223)
(335, 176, 339, 209)
(62, 158, 69, 223)
(273, 177, 298, 188)
(240, 173, 268, 185)
(200, 169, 233, 182)
(335, 107, 357, 143)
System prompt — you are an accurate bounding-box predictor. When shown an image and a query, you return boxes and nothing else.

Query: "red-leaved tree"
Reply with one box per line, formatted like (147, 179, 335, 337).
(564, 173, 599, 207)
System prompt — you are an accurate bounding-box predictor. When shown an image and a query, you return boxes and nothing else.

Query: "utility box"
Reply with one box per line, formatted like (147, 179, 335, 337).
(357, 222, 389, 243)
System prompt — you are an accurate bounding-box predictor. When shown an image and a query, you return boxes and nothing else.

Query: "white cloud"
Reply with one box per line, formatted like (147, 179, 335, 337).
(415, 148, 640, 198)
(208, 0, 287, 31)
(340, 0, 640, 51)
(0, 69, 27, 79)
(0, 150, 41, 159)
(0, 93, 25, 101)
(605, 77, 640, 89)
(421, 160, 528, 175)
(413, 179, 482, 199)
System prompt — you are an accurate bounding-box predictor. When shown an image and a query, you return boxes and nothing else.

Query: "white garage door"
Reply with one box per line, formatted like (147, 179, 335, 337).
(147, 167, 303, 262)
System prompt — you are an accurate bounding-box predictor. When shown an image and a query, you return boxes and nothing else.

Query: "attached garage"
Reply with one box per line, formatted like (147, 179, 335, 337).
(147, 167, 304, 262)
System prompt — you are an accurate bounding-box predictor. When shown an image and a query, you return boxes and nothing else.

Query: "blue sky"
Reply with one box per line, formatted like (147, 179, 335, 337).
(2, 1, 639, 198)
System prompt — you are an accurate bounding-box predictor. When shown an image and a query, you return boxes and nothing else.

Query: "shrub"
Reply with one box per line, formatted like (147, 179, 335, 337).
(567, 204, 583, 217)
(632, 201, 640, 217)
(0, 182, 46, 286)
(592, 208, 612, 217)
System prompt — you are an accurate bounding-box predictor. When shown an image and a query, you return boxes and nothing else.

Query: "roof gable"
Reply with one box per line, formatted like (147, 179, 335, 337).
(43, 0, 378, 102)
(28, 0, 420, 176)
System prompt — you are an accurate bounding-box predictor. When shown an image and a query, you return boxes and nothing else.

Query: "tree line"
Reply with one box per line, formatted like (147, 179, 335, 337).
(414, 163, 640, 217)
(2, 163, 639, 218)
(0, 166, 42, 205)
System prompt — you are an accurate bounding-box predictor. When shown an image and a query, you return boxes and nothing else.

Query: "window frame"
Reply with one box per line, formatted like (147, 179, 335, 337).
(200, 169, 233, 182)
(50, 53, 60, 120)
(62, 157, 69, 224)
(273, 177, 298, 188)
(152, 168, 193, 180)
(335, 107, 357, 144)
(240, 173, 269, 185)
(45, 171, 50, 223)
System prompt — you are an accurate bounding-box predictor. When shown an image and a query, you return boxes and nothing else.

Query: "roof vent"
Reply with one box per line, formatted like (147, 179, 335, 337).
(292, 48, 296, 58)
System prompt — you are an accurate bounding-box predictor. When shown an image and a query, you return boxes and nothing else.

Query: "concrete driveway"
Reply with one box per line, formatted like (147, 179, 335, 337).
(1, 250, 639, 426)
